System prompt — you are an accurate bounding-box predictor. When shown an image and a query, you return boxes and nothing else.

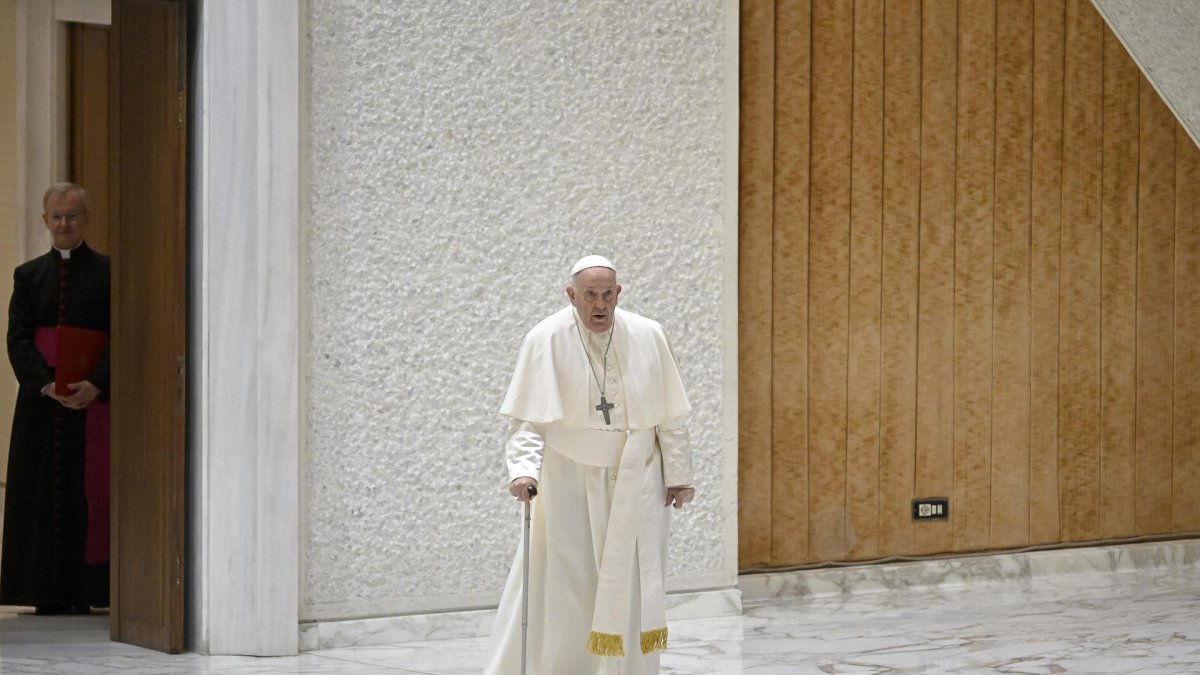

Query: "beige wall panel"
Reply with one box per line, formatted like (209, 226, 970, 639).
(806, 0, 853, 562)
(878, 0, 922, 555)
(1174, 128, 1200, 532)
(913, 0, 957, 555)
(1134, 75, 1176, 535)
(990, 0, 1033, 549)
(1057, 0, 1102, 542)
(1029, 0, 1065, 545)
(770, 0, 812, 566)
(0, 1, 18, 492)
(737, 0, 776, 568)
(952, 0, 995, 552)
(845, 0, 883, 561)
(1098, 27, 1139, 539)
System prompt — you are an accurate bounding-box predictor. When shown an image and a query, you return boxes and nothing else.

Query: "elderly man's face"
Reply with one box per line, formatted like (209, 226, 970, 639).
(43, 191, 90, 250)
(567, 267, 621, 333)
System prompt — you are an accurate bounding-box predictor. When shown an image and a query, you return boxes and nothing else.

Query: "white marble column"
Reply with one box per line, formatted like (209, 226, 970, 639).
(191, 0, 301, 656)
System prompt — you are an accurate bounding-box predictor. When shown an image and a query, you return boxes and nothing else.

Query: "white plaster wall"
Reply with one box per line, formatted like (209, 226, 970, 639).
(304, 0, 730, 620)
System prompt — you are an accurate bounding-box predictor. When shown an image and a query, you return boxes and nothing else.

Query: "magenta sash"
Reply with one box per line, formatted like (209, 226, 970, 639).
(34, 327, 110, 565)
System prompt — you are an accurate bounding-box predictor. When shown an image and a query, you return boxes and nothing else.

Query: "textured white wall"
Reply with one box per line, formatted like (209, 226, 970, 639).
(304, 1, 731, 620)
(1092, 0, 1200, 150)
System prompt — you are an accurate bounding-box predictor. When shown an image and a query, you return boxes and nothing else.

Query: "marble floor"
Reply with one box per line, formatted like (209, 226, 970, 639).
(1, 564, 1198, 674)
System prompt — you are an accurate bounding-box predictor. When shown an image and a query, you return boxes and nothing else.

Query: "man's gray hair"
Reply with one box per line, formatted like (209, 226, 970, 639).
(43, 182, 90, 213)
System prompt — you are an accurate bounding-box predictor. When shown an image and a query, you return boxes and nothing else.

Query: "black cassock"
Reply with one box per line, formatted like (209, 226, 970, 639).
(2, 243, 110, 607)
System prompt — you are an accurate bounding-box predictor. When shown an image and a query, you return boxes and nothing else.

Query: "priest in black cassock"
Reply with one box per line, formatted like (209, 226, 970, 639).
(1, 182, 111, 614)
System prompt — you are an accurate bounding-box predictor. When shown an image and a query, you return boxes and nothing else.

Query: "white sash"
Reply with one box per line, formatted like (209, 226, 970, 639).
(586, 428, 667, 657)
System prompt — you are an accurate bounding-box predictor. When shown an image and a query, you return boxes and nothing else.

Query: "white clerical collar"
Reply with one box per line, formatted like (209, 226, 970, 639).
(54, 243, 82, 259)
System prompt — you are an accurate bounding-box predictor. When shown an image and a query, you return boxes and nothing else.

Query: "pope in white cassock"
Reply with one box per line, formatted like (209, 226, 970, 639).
(484, 255, 695, 675)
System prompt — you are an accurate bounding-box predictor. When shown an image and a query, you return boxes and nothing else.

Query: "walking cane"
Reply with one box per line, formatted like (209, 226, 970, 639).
(521, 485, 538, 675)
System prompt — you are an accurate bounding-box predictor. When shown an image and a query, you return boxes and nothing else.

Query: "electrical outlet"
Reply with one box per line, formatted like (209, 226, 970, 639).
(912, 497, 949, 521)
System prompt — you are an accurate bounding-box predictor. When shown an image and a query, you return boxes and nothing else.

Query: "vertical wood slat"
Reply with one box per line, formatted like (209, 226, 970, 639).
(845, 0, 884, 560)
(737, 0, 776, 568)
(107, 0, 125, 635)
(914, 0, 957, 556)
(1134, 74, 1176, 534)
(1174, 129, 1200, 532)
(990, 0, 1033, 549)
(807, 0, 854, 561)
(1098, 25, 1139, 539)
(952, 0, 995, 551)
(1029, 0, 1065, 545)
(878, 0, 922, 556)
(770, 0, 813, 566)
(1058, 0, 1102, 542)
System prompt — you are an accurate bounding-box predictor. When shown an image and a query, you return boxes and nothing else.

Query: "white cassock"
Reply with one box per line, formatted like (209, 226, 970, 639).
(484, 306, 694, 675)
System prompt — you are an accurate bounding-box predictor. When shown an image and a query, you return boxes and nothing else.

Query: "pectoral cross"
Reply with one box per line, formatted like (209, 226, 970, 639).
(595, 396, 615, 425)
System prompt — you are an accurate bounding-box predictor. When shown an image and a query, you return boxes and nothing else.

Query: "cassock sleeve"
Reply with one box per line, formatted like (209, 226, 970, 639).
(6, 267, 53, 396)
(505, 418, 545, 483)
(657, 414, 694, 488)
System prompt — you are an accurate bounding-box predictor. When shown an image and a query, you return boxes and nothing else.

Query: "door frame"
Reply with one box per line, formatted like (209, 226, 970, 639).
(12, 0, 304, 656)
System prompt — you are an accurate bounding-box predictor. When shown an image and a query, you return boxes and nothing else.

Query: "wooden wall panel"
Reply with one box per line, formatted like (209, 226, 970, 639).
(1135, 75, 1176, 535)
(1098, 26, 1139, 539)
(990, 0, 1033, 549)
(1175, 129, 1200, 532)
(70, 25, 112, 254)
(806, 0, 853, 562)
(737, 0, 776, 568)
(739, 0, 1200, 568)
(952, 0, 996, 551)
(1057, 0, 1102, 542)
(845, 0, 884, 560)
(878, 0, 921, 556)
(913, 0, 957, 556)
(1029, 0, 1065, 544)
(770, 0, 812, 566)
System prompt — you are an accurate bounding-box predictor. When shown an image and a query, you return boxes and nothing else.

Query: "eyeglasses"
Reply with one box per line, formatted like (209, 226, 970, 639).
(47, 212, 85, 224)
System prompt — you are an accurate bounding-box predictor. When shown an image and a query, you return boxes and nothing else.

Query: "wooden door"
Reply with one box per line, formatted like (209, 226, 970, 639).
(107, 0, 187, 653)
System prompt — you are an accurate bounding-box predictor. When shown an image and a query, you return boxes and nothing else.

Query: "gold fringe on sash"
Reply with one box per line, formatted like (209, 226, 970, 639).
(640, 627, 668, 654)
(587, 631, 625, 657)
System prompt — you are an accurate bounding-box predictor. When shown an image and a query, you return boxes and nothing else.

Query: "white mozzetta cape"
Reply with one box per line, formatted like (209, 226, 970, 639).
(500, 306, 690, 430)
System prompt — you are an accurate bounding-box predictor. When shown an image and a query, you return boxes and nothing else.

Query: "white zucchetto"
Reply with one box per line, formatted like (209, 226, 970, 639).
(570, 255, 615, 277)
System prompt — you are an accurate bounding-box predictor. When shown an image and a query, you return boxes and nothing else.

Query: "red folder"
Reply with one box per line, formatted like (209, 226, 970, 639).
(55, 325, 108, 396)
